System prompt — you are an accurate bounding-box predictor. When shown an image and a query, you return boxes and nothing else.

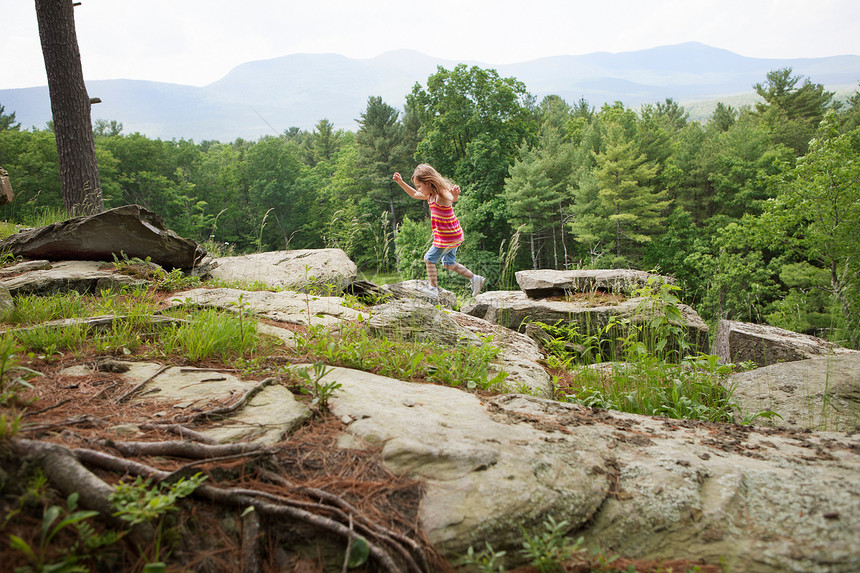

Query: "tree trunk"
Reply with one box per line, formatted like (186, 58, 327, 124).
(35, 0, 104, 216)
(529, 228, 538, 270)
(389, 195, 399, 267)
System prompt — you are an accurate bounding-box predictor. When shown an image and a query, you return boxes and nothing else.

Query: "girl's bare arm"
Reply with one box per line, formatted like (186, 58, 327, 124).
(393, 172, 426, 200)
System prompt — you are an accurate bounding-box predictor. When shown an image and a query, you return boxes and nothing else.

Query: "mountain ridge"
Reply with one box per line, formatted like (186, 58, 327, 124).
(2, 42, 858, 142)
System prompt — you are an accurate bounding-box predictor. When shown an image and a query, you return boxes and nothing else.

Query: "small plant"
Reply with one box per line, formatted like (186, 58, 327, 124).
(519, 515, 584, 573)
(632, 275, 690, 363)
(9, 492, 117, 573)
(0, 335, 39, 431)
(109, 473, 207, 566)
(296, 362, 341, 412)
(155, 268, 200, 292)
(426, 338, 508, 391)
(460, 541, 507, 572)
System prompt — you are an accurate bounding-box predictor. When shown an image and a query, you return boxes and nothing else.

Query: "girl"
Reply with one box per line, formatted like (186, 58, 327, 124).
(393, 164, 485, 298)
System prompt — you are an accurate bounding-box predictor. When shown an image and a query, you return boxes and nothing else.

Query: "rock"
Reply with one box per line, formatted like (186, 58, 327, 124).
(3, 314, 184, 336)
(712, 319, 857, 368)
(450, 311, 552, 396)
(0, 283, 13, 312)
(61, 361, 311, 445)
(0, 260, 52, 277)
(207, 249, 357, 293)
(463, 290, 710, 354)
(316, 365, 860, 572)
(728, 352, 860, 431)
(380, 279, 457, 308)
(0, 260, 149, 296)
(367, 299, 481, 347)
(366, 299, 552, 395)
(170, 287, 363, 327)
(515, 269, 673, 299)
(0, 205, 204, 270)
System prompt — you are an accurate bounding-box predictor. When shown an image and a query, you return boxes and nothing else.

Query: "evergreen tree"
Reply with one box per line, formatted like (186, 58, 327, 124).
(754, 67, 836, 155)
(503, 149, 556, 269)
(355, 96, 419, 268)
(0, 104, 21, 132)
(592, 125, 668, 262)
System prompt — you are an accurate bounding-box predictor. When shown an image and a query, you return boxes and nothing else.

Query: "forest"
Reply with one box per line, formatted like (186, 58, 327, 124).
(1, 65, 859, 348)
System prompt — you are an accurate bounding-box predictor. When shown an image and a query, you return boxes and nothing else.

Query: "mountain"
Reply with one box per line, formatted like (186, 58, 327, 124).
(2, 42, 858, 142)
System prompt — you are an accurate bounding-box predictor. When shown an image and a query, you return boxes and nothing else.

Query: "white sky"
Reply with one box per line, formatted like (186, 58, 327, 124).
(3, 0, 859, 90)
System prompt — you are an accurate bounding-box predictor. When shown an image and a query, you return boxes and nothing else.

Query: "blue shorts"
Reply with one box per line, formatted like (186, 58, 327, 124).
(424, 245, 458, 266)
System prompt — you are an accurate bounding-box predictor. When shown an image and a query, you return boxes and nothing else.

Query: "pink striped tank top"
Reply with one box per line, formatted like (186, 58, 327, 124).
(429, 200, 464, 248)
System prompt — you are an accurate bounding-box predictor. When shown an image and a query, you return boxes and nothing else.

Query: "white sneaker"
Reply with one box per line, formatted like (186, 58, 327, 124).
(470, 274, 485, 296)
(420, 284, 439, 299)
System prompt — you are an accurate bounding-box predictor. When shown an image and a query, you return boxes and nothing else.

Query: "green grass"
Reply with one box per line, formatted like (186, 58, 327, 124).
(1, 288, 278, 366)
(295, 321, 507, 392)
(159, 307, 269, 363)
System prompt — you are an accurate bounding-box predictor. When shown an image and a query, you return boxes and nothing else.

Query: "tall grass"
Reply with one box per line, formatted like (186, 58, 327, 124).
(160, 307, 266, 363)
(295, 322, 507, 391)
(535, 277, 751, 423)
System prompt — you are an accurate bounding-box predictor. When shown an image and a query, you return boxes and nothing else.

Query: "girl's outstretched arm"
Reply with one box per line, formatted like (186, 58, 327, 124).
(393, 172, 426, 200)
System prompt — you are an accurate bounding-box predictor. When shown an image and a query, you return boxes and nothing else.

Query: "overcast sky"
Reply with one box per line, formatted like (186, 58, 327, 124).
(3, 0, 859, 90)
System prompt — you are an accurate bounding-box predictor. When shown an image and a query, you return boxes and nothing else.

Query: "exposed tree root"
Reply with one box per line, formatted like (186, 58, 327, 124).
(94, 438, 269, 459)
(11, 435, 434, 572)
(138, 422, 219, 444)
(174, 377, 280, 423)
(11, 438, 154, 547)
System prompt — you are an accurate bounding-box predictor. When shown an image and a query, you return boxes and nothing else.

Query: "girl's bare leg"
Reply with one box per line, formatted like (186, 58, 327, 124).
(444, 263, 474, 279)
(425, 260, 439, 287)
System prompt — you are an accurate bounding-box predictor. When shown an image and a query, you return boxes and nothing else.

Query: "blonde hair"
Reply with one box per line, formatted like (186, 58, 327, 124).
(411, 163, 454, 197)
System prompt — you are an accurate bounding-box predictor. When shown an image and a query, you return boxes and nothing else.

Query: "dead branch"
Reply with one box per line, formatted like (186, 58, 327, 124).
(23, 398, 73, 417)
(138, 423, 219, 444)
(115, 364, 170, 404)
(176, 377, 279, 423)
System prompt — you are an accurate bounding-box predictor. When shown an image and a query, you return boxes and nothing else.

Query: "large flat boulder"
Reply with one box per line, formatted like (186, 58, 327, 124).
(61, 361, 310, 445)
(450, 310, 552, 397)
(366, 299, 552, 395)
(0, 205, 204, 270)
(515, 269, 673, 299)
(728, 352, 860, 431)
(318, 366, 860, 572)
(0, 260, 149, 295)
(207, 249, 357, 292)
(463, 290, 710, 354)
(712, 319, 857, 368)
(367, 299, 481, 347)
(170, 287, 363, 327)
(380, 279, 457, 308)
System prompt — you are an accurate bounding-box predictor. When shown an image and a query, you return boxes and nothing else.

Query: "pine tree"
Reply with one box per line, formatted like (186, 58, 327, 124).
(592, 126, 668, 261)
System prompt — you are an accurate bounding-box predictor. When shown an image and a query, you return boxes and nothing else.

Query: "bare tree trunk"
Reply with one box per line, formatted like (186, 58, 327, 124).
(389, 195, 399, 267)
(529, 228, 538, 269)
(35, 0, 104, 215)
